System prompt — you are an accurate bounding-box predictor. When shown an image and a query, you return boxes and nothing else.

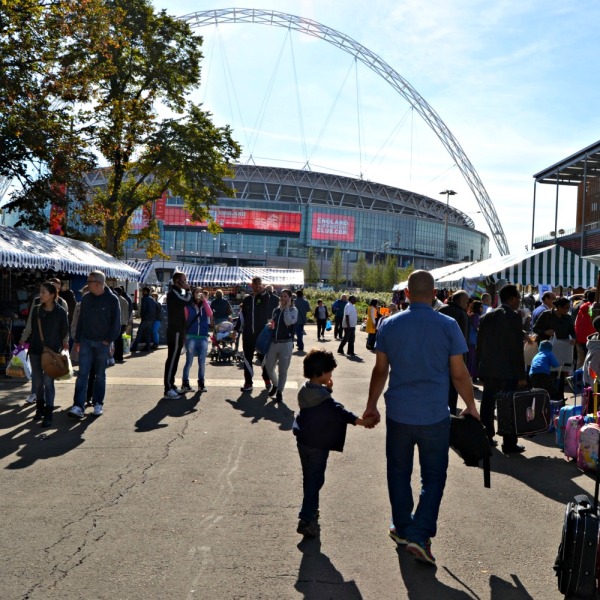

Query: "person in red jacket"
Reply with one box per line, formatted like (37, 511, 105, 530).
(575, 290, 596, 369)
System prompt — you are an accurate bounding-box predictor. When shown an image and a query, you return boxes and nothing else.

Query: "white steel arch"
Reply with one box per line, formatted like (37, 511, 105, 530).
(181, 7, 509, 255)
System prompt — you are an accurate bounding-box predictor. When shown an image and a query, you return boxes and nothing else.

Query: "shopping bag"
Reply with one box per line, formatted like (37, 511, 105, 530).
(6, 353, 27, 379)
(325, 319, 332, 331)
(122, 333, 131, 355)
(57, 351, 73, 381)
(13, 345, 32, 379)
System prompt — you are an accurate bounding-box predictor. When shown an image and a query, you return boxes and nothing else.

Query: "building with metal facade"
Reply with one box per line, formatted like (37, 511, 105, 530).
(150, 164, 489, 281)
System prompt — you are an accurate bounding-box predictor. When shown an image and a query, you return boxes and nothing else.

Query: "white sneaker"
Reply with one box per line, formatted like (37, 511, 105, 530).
(164, 389, 181, 399)
(93, 404, 103, 417)
(68, 405, 84, 419)
(26, 393, 37, 404)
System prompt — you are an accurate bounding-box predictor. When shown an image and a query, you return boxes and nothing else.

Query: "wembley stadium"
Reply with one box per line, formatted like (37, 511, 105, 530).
(144, 164, 490, 282)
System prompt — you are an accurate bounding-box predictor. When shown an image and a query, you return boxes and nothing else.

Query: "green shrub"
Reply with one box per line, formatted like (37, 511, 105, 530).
(299, 288, 392, 322)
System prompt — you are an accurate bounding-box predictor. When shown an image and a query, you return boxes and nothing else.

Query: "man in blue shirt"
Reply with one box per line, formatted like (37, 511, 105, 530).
(363, 270, 479, 565)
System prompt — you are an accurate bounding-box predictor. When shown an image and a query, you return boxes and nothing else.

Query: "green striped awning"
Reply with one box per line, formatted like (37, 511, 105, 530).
(436, 245, 597, 289)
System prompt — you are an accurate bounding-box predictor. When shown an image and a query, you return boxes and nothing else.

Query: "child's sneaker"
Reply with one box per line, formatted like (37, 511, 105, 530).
(296, 519, 318, 538)
(406, 540, 435, 565)
(388, 528, 408, 546)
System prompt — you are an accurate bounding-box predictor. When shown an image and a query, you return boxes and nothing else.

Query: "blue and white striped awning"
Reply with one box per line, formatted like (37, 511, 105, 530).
(179, 265, 304, 287)
(393, 262, 474, 291)
(123, 259, 158, 284)
(0, 225, 141, 280)
(435, 245, 597, 289)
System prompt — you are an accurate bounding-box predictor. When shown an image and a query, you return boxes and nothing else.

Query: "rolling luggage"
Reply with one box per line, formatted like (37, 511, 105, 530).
(548, 399, 566, 433)
(495, 388, 551, 437)
(557, 403, 583, 450)
(554, 493, 600, 598)
(578, 380, 600, 473)
(565, 414, 586, 460)
(555, 414, 600, 598)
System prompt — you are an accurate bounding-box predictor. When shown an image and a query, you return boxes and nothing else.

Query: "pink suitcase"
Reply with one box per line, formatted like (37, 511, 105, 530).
(565, 415, 585, 459)
(577, 423, 600, 472)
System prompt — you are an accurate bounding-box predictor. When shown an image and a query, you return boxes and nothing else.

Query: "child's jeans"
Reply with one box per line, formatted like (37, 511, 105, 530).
(297, 442, 330, 522)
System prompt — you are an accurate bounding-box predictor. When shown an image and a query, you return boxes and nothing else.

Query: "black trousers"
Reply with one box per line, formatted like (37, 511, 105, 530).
(163, 330, 185, 393)
(480, 377, 518, 448)
(338, 327, 356, 355)
(242, 332, 269, 386)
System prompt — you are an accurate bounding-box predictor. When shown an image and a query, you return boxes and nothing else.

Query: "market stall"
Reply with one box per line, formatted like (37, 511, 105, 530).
(434, 245, 598, 294)
(393, 261, 474, 291)
(0, 225, 140, 370)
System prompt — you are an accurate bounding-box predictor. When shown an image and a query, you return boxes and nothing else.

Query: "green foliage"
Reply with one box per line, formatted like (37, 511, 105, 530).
(383, 255, 399, 290)
(2, 0, 240, 256)
(300, 287, 393, 323)
(329, 246, 344, 289)
(353, 252, 368, 288)
(306, 247, 320, 284)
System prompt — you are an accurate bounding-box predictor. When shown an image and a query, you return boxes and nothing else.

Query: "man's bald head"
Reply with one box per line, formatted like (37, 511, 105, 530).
(407, 270, 435, 302)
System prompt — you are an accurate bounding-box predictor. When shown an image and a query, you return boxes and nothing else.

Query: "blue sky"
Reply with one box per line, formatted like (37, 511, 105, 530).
(154, 1, 600, 256)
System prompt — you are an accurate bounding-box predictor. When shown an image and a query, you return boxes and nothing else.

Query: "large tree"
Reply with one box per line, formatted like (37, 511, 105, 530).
(2, 0, 240, 256)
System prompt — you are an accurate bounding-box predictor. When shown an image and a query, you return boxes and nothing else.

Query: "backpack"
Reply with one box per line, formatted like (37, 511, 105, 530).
(450, 414, 492, 488)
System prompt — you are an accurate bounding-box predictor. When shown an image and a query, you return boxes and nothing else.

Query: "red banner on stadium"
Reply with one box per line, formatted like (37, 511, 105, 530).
(156, 197, 301, 233)
(311, 212, 355, 241)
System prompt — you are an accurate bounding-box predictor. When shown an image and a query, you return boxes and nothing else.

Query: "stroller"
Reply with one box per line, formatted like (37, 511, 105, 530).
(209, 321, 242, 363)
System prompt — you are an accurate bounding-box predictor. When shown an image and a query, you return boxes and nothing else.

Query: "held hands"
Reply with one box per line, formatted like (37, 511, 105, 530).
(361, 407, 381, 429)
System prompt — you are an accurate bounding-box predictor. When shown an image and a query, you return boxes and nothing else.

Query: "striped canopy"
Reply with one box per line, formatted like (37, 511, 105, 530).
(435, 245, 597, 289)
(180, 266, 305, 288)
(123, 259, 158, 284)
(393, 261, 474, 291)
(0, 225, 141, 280)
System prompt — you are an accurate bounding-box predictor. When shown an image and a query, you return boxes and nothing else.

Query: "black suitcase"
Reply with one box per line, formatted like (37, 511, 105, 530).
(495, 388, 551, 436)
(554, 495, 599, 598)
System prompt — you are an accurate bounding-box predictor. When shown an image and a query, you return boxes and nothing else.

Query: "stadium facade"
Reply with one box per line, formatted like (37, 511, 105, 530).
(135, 164, 489, 282)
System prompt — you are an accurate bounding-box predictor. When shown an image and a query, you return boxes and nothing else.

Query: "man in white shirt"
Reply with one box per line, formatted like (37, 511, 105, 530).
(481, 293, 493, 314)
(337, 295, 358, 356)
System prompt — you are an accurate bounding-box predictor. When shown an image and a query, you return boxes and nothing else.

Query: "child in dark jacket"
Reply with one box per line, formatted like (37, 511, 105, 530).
(293, 349, 374, 537)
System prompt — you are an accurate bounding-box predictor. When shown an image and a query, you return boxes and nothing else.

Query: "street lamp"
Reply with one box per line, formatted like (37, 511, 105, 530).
(345, 250, 350, 287)
(439, 189, 457, 265)
(183, 218, 191, 266)
(264, 250, 268, 266)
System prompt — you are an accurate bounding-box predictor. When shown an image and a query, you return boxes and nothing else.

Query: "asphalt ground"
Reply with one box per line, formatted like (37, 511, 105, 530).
(0, 324, 592, 599)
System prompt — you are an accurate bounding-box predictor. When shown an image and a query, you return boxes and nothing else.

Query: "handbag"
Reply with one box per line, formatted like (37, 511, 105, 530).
(256, 324, 274, 356)
(37, 309, 70, 379)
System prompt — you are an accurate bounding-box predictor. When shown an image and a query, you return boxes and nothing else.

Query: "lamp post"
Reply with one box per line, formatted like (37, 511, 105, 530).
(345, 250, 350, 287)
(439, 189, 457, 265)
(183, 218, 191, 266)
(264, 250, 268, 266)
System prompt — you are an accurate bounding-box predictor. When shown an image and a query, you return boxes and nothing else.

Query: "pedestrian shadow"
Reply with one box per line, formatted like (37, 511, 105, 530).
(489, 451, 589, 504)
(226, 392, 295, 431)
(489, 573, 534, 599)
(134, 392, 202, 432)
(1, 403, 95, 469)
(294, 537, 362, 599)
(397, 550, 473, 598)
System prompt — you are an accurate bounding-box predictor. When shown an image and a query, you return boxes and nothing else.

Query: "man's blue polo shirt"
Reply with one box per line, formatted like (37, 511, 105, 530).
(376, 302, 467, 425)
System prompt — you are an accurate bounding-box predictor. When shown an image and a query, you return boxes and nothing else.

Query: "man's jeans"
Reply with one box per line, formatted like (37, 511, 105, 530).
(386, 416, 450, 545)
(295, 323, 305, 351)
(182, 336, 209, 382)
(297, 442, 330, 522)
(74, 340, 110, 408)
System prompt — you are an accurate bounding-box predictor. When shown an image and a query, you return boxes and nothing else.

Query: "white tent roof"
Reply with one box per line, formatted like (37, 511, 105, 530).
(393, 262, 474, 291)
(435, 245, 597, 289)
(0, 225, 141, 280)
(180, 266, 305, 287)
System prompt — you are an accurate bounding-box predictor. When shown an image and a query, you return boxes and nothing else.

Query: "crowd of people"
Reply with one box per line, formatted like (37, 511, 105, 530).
(18, 268, 597, 567)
